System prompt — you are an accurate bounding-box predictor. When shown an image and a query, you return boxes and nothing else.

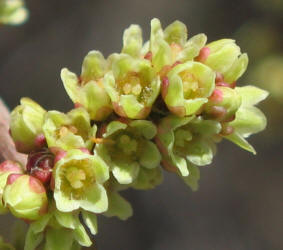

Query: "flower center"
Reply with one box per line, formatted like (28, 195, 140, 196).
(59, 125, 78, 137)
(118, 72, 145, 97)
(117, 134, 137, 155)
(174, 128, 192, 147)
(179, 70, 200, 99)
(170, 43, 183, 61)
(66, 166, 86, 189)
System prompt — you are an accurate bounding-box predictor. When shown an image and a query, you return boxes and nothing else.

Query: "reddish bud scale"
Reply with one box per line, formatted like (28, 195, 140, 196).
(74, 102, 84, 109)
(209, 89, 223, 103)
(7, 174, 23, 185)
(208, 106, 227, 120)
(172, 61, 182, 68)
(220, 124, 234, 136)
(195, 47, 210, 63)
(54, 150, 67, 164)
(79, 148, 91, 154)
(34, 134, 47, 148)
(26, 149, 54, 185)
(216, 82, 230, 88)
(29, 176, 46, 194)
(144, 51, 152, 61)
(161, 77, 169, 99)
(215, 72, 224, 83)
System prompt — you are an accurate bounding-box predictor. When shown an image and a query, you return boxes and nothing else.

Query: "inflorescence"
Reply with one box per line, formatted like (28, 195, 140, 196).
(0, 18, 268, 249)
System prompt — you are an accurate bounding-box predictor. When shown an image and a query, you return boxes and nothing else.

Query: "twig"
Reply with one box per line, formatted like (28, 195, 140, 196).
(0, 99, 27, 166)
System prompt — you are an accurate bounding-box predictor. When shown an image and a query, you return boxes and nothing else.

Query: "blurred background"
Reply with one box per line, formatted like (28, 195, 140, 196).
(0, 0, 282, 249)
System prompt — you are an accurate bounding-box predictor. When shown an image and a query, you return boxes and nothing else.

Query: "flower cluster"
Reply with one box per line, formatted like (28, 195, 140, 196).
(1, 19, 268, 249)
(0, 0, 28, 25)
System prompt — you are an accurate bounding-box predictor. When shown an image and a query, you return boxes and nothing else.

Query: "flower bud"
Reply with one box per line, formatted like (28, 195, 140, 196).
(0, 0, 28, 25)
(3, 174, 48, 220)
(204, 86, 242, 122)
(61, 50, 112, 121)
(200, 39, 248, 84)
(10, 98, 46, 153)
(0, 161, 23, 213)
(26, 148, 54, 185)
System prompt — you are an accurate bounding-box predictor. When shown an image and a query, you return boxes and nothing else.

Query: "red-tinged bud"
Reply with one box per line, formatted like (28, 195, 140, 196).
(79, 148, 91, 154)
(6, 173, 23, 185)
(209, 89, 223, 103)
(26, 148, 54, 185)
(144, 51, 152, 61)
(3, 175, 48, 220)
(216, 82, 231, 88)
(161, 77, 169, 99)
(206, 106, 227, 120)
(74, 102, 84, 108)
(215, 72, 224, 83)
(0, 161, 23, 214)
(172, 61, 182, 68)
(230, 81, 237, 88)
(204, 86, 241, 121)
(54, 150, 67, 164)
(220, 124, 234, 136)
(195, 47, 210, 63)
(34, 133, 47, 148)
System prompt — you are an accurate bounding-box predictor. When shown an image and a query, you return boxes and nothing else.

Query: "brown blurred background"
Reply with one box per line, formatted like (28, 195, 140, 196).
(0, 0, 282, 249)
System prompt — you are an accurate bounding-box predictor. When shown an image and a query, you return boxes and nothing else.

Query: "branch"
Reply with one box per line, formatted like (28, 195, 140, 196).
(0, 99, 27, 166)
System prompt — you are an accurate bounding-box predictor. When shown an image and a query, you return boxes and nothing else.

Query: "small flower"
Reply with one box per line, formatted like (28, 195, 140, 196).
(42, 107, 96, 151)
(53, 149, 109, 213)
(0, 0, 28, 25)
(204, 86, 242, 122)
(10, 98, 46, 153)
(149, 18, 207, 71)
(95, 119, 161, 185)
(61, 50, 112, 121)
(198, 39, 249, 85)
(104, 54, 161, 119)
(223, 86, 268, 154)
(3, 174, 48, 220)
(0, 161, 23, 214)
(161, 61, 215, 117)
(156, 115, 221, 182)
